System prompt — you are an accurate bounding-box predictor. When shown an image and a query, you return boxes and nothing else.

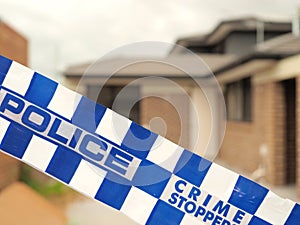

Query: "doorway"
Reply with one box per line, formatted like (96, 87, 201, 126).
(283, 78, 296, 184)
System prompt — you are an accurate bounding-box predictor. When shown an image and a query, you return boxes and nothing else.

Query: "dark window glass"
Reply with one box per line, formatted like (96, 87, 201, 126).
(87, 85, 140, 123)
(225, 77, 252, 122)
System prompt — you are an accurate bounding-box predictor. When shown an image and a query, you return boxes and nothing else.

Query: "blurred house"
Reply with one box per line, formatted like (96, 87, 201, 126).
(174, 17, 300, 193)
(64, 17, 300, 194)
(0, 19, 28, 189)
(64, 56, 229, 158)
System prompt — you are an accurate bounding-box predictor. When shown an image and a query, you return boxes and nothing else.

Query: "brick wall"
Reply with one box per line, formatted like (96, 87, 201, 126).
(0, 21, 28, 189)
(0, 21, 28, 65)
(219, 122, 260, 173)
(260, 82, 286, 185)
(140, 95, 190, 149)
(219, 84, 261, 173)
(219, 81, 287, 185)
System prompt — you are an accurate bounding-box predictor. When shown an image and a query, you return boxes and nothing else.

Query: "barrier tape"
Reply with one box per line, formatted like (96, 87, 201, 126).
(0, 54, 299, 224)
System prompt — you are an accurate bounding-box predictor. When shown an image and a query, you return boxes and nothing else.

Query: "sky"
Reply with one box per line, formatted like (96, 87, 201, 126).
(0, 0, 300, 79)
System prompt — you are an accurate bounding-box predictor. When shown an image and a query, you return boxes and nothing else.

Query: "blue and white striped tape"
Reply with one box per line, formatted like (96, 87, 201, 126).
(0, 55, 299, 224)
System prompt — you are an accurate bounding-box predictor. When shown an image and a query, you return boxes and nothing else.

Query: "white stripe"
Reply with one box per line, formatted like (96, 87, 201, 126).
(2, 61, 34, 96)
(96, 108, 131, 146)
(47, 84, 81, 120)
(200, 163, 239, 201)
(255, 191, 295, 224)
(0, 117, 10, 143)
(121, 187, 157, 224)
(22, 135, 57, 171)
(69, 160, 107, 198)
(147, 136, 184, 172)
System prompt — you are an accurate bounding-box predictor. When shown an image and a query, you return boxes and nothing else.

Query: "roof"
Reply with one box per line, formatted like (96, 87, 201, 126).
(170, 17, 291, 54)
(214, 33, 300, 76)
(255, 33, 300, 56)
(64, 17, 298, 81)
(64, 54, 237, 78)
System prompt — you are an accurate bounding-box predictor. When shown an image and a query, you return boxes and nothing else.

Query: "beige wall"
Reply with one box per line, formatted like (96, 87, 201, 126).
(189, 87, 216, 158)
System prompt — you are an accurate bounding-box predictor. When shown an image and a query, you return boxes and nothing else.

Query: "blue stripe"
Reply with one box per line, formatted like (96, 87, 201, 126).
(121, 122, 158, 159)
(249, 216, 271, 225)
(228, 176, 268, 214)
(285, 204, 300, 224)
(25, 72, 58, 108)
(146, 200, 184, 225)
(174, 150, 211, 186)
(133, 160, 171, 198)
(72, 96, 106, 133)
(0, 121, 32, 158)
(0, 55, 12, 85)
(95, 177, 131, 210)
(46, 146, 82, 183)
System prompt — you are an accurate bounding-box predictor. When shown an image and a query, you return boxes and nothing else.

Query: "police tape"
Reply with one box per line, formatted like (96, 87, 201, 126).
(0, 55, 299, 224)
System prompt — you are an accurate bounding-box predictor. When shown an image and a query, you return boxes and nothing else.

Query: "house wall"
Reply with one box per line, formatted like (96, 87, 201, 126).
(0, 21, 28, 65)
(224, 32, 257, 55)
(254, 54, 300, 193)
(189, 87, 214, 158)
(140, 83, 192, 150)
(64, 77, 218, 157)
(140, 95, 190, 149)
(140, 85, 215, 157)
(219, 84, 261, 174)
(219, 80, 288, 185)
(0, 21, 28, 189)
(258, 82, 286, 185)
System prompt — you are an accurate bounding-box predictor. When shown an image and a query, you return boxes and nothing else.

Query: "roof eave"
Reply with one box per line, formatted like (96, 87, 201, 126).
(214, 52, 296, 76)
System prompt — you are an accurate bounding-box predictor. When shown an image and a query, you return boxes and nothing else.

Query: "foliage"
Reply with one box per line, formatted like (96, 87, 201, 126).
(20, 165, 68, 197)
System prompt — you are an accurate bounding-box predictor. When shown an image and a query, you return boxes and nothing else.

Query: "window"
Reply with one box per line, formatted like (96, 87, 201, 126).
(87, 85, 140, 123)
(225, 77, 252, 121)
